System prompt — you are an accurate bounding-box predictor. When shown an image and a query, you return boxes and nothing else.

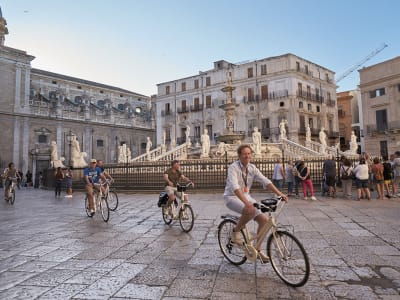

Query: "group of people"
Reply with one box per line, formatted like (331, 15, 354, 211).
(54, 166, 73, 198)
(272, 158, 318, 201)
(344, 151, 400, 201)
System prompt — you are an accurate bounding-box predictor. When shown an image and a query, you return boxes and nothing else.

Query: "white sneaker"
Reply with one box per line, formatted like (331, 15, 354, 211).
(231, 230, 243, 245)
(303, 197, 308, 201)
(310, 196, 317, 201)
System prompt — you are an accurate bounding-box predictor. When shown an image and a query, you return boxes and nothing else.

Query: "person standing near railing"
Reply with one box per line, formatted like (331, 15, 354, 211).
(54, 167, 64, 198)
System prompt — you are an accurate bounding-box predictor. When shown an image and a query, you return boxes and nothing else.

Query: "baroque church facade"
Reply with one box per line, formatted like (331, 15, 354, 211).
(0, 8, 155, 181)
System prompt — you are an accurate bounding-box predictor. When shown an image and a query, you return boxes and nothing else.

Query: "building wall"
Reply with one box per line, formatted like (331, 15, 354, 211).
(337, 91, 354, 151)
(156, 53, 338, 147)
(359, 56, 400, 156)
(0, 44, 155, 178)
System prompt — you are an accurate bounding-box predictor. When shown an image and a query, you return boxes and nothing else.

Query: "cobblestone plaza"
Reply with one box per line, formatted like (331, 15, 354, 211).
(0, 189, 399, 299)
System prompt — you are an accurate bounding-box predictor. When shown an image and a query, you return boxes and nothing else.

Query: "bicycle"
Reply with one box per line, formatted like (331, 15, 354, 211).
(217, 196, 310, 287)
(5, 177, 18, 205)
(84, 181, 110, 222)
(159, 182, 194, 232)
(102, 179, 119, 211)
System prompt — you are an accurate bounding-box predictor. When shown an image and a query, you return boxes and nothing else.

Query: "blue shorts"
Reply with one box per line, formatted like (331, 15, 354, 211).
(355, 179, 368, 189)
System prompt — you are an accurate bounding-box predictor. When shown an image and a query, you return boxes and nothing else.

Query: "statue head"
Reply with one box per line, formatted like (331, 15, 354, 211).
(254, 127, 258, 132)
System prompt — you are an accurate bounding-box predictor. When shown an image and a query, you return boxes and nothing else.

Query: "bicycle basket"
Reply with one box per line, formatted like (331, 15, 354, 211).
(260, 198, 278, 212)
(176, 183, 186, 192)
(158, 192, 169, 207)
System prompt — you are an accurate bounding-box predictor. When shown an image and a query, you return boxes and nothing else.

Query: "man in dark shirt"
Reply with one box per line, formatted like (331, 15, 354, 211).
(163, 160, 193, 205)
(323, 156, 337, 197)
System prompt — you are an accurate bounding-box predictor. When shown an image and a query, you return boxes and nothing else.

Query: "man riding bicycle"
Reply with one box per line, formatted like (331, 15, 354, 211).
(224, 144, 288, 262)
(163, 160, 193, 206)
(84, 159, 107, 216)
(2, 163, 20, 200)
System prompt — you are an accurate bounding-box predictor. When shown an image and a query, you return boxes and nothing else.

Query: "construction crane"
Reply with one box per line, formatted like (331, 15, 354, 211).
(335, 43, 388, 83)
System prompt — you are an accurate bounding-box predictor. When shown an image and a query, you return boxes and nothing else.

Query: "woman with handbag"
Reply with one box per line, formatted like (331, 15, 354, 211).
(297, 161, 317, 201)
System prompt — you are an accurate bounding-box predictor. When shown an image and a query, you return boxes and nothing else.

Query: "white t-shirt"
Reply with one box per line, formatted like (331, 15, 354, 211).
(353, 164, 369, 180)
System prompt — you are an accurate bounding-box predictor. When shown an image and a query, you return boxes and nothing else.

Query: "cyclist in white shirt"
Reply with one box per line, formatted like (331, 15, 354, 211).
(224, 144, 288, 262)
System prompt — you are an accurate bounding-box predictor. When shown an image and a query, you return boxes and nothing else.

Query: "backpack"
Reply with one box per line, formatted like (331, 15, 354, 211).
(383, 162, 393, 180)
(340, 166, 351, 180)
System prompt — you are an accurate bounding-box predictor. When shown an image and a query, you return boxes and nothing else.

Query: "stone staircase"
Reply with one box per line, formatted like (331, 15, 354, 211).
(130, 146, 164, 162)
(281, 138, 321, 158)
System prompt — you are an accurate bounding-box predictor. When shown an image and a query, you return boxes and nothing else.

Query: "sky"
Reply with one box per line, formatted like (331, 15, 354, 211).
(1, 0, 399, 96)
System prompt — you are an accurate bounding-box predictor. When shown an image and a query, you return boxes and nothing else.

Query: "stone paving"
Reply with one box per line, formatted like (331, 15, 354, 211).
(0, 187, 399, 300)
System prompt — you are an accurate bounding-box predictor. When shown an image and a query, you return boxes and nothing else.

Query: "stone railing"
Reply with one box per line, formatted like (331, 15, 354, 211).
(131, 146, 164, 162)
(282, 138, 321, 157)
(153, 143, 188, 161)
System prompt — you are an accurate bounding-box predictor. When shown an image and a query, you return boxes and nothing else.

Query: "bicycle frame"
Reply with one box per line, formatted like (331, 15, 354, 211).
(240, 199, 286, 260)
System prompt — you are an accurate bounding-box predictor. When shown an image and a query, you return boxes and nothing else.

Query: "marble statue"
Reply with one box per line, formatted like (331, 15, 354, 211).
(350, 131, 358, 154)
(306, 124, 311, 142)
(252, 127, 262, 155)
(50, 141, 65, 168)
(227, 71, 233, 86)
(185, 125, 191, 147)
(161, 129, 166, 153)
(215, 142, 226, 157)
(200, 129, 210, 158)
(118, 144, 126, 163)
(146, 137, 152, 153)
(70, 136, 87, 168)
(319, 127, 327, 146)
(319, 127, 327, 154)
(279, 119, 288, 140)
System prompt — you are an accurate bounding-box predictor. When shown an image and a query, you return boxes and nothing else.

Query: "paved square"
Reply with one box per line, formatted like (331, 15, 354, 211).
(0, 188, 399, 299)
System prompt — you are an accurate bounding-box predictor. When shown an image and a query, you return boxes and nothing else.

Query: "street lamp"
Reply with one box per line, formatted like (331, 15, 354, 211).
(66, 130, 76, 167)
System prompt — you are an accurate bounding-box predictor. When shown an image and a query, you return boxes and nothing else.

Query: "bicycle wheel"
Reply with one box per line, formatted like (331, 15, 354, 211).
(99, 197, 110, 222)
(179, 204, 194, 232)
(267, 230, 310, 287)
(84, 195, 92, 217)
(10, 189, 15, 205)
(217, 219, 247, 265)
(107, 190, 119, 211)
(162, 203, 173, 225)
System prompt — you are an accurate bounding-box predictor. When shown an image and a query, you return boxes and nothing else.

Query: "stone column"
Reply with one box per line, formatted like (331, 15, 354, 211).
(57, 122, 62, 159)
(23, 65, 30, 108)
(13, 116, 20, 168)
(22, 117, 30, 174)
(14, 63, 22, 110)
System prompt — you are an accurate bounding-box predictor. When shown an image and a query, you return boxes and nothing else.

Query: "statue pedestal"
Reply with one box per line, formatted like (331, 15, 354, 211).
(200, 153, 209, 159)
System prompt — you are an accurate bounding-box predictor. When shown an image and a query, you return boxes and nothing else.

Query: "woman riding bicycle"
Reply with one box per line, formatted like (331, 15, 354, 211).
(223, 145, 288, 262)
(2, 162, 20, 200)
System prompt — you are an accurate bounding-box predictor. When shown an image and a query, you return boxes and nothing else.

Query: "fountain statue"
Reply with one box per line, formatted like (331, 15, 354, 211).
(50, 141, 65, 168)
(70, 136, 87, 168)
(252, 127, 262, 157)
(216, 69, 245, 144)
(279, 119, 288, 140)
(319, 127, 327, 154)
(350, 131, 358, 154)
(200, 129, 210, 158)
(185, 125, 191, 147)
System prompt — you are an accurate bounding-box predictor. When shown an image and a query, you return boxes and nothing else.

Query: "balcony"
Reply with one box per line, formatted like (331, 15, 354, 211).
(295, 67, 313, 77)
(326, 99, 336, 107)
(366, 121, 400, 135)
(161, 110, 173, 117)
(296, 90, 324, 102)
(177, 107, 190, 114)
(190, 104, 203, 112)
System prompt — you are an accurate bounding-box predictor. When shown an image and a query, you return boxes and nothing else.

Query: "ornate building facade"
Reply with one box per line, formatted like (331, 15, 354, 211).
(156, 54, 338, 148)
(359, 56, 400, 156)
(0, 9, 155, 180)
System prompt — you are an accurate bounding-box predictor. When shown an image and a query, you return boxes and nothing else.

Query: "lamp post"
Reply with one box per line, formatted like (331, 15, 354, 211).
(66, 130, 75, 167)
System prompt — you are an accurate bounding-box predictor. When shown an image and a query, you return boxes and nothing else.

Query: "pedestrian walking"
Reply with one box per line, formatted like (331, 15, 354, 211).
(25, 170, 33, 187)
